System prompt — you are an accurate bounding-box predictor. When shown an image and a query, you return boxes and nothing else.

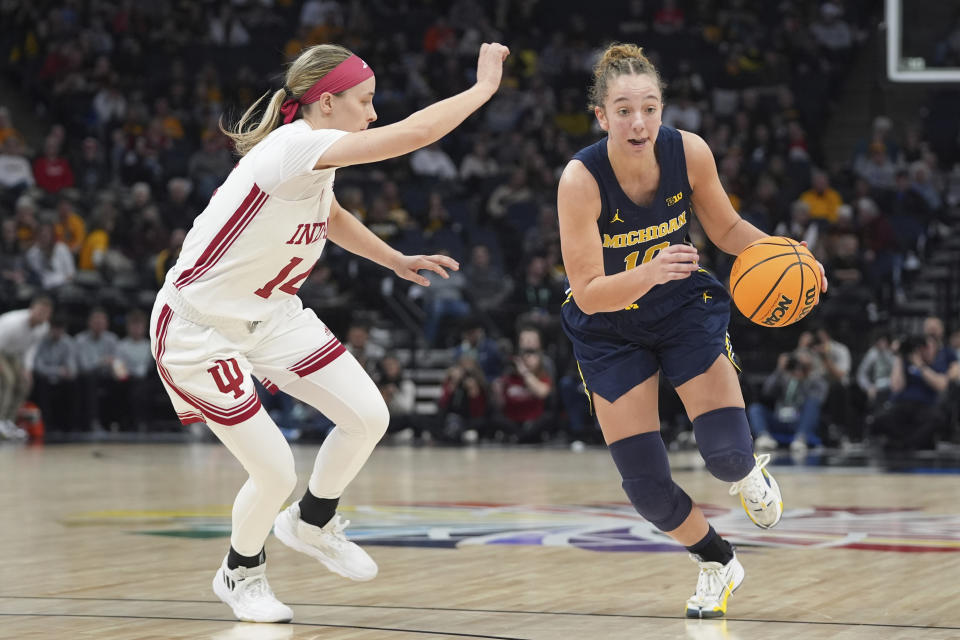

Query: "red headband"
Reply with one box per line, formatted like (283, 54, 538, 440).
(280, 54, 374, 124)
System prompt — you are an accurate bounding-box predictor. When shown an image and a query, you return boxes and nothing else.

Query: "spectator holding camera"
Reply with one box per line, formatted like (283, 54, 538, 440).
(748, 351, 827, 452)
(871, 334, 951, 450)
(437, 355, 488, 443)
(807, 327, 852, 444)
(491, 342, 554, 444)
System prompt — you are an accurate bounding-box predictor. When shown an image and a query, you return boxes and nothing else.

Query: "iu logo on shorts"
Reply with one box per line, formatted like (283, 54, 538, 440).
(207, 358, 244, 399)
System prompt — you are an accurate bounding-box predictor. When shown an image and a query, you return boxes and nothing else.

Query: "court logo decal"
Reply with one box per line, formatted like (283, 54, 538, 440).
(63, 503, 960, 553)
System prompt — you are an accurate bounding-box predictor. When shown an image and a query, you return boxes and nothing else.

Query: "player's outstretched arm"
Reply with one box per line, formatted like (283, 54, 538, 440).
(683, 130, 828, 292)
(558, 161, 699, 315)
(317, 43, 509, 169)
(327, 196, 458, 286)
(682, 130, 766, 255)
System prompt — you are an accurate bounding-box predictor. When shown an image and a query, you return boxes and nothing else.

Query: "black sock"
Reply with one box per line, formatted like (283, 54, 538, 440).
(686, 526, 734, 565)
(227, 546, 265, 570)
(299, 490, 339, 527)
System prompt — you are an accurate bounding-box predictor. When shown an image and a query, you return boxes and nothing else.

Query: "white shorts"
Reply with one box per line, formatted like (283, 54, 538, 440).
(150, 287, 346, 426)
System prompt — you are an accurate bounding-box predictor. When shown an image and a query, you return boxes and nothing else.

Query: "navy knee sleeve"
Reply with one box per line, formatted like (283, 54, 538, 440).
(608, 432, 692, 532)
(693, 407, 755, 482)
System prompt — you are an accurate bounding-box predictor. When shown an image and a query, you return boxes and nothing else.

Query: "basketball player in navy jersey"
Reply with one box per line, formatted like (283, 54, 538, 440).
(557, 44, 827, 618)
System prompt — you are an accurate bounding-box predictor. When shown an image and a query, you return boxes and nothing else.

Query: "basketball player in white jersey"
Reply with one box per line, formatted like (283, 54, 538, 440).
(150, 42, 510, 623)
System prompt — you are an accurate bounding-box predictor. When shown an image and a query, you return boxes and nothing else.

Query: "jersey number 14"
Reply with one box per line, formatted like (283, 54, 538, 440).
(254, 257, 316, 299)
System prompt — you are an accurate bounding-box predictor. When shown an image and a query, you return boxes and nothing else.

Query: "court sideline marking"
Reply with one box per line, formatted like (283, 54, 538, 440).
(1, 595, 956, 632)
(0, 611, 524, 640)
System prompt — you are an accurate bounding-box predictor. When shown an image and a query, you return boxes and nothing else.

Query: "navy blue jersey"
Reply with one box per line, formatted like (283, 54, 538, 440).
(572, 125, 693, 306)
(562, 125, 739, 402)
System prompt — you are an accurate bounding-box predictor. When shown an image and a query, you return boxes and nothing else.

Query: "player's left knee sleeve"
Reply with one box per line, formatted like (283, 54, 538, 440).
(693, 407, 755, 482)
(609, 431, 693, 531)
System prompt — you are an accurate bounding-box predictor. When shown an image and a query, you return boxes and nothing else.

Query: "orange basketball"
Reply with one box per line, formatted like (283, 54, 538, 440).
(729, 236, 822, 328)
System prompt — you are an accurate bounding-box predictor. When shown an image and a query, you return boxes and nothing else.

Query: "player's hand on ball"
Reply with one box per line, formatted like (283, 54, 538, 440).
(799, 241, 828, 293)
(395, 253, 460, 286)
(645, 244, 699, 285)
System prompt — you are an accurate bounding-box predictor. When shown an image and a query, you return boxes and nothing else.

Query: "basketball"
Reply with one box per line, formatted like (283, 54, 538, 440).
(729, 236, 822, 328)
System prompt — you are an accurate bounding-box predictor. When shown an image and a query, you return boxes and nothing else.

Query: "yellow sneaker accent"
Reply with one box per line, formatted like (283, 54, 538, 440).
(730, 453, 783, 529)
(685, 554, 745, 619)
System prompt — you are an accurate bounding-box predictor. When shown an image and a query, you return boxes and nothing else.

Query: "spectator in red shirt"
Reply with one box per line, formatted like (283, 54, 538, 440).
(33, 137, 74, 194)
(493, 345, 554, 443)
(653, 0, 685, 35)
(438, 355, 489, 443)
(423, 17, 455, 54)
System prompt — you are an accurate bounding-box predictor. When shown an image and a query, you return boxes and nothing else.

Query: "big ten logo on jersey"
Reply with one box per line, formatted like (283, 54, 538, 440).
(285, 222, 328, 245)
(665, 191, 683, 206)
(207, 358, 244, 399)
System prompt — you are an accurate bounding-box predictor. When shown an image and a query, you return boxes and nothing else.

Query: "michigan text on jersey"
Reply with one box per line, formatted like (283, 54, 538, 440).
(602, 211, 687, 248)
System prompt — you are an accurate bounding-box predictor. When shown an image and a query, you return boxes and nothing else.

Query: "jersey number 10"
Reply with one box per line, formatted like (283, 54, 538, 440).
(623, 241, 670, 270)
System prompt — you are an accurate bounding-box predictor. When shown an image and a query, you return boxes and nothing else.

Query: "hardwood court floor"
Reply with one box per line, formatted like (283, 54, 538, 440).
(1, 442, 958, 639)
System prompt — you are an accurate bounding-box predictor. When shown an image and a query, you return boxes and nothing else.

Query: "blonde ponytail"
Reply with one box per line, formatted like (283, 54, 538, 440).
(589, 43, 665, 109)
(220, 43, 354, 157)
(220, 89, 288, 157)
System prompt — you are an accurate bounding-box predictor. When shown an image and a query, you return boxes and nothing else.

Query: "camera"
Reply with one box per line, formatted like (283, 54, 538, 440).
(897, 334, 927, 358)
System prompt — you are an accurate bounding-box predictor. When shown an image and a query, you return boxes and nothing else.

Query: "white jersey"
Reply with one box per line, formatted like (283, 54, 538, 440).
(166, 120, 349, 321)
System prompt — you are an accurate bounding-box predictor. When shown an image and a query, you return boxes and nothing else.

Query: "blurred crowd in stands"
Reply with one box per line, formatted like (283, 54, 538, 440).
(747, 316, 960, 454)
(1, 0, 959, 449)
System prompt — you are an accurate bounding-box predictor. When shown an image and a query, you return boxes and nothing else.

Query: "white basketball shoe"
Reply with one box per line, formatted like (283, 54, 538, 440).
(685, 552, 745, 619)
(273, 503, 378, 581)
(212, 558, 293, 623)
(0, 419, 27, 440)
(729, 453, 783, 529)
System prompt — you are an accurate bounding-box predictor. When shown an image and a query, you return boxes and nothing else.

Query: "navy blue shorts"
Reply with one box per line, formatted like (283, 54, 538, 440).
(561, 270, 739, 405)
